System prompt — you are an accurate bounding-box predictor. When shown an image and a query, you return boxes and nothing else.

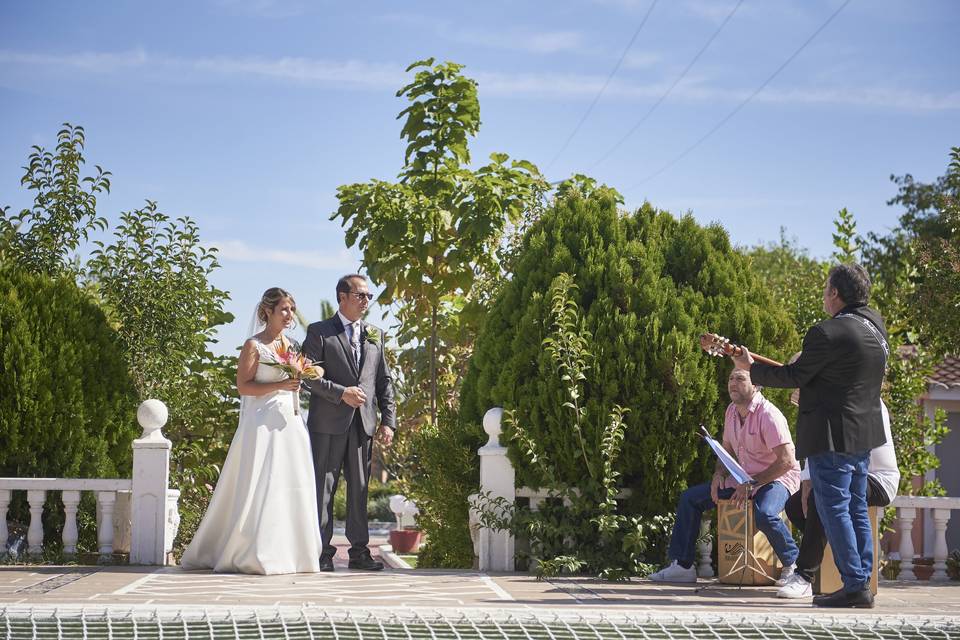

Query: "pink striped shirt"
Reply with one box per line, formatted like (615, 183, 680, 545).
(722, 392, 801, 494)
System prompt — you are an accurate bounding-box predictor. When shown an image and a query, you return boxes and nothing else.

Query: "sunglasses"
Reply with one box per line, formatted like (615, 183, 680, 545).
(347, 291, 374, 301)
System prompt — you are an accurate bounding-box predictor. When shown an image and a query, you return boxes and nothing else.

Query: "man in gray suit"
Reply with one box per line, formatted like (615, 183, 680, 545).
(302, 274, 396, 571)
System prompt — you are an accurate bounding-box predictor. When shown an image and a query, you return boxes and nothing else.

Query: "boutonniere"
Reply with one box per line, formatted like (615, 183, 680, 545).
(363, 326, 381, 345)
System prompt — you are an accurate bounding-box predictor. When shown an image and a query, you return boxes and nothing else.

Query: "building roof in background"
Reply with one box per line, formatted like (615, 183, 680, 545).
(930, 355, 960, 389)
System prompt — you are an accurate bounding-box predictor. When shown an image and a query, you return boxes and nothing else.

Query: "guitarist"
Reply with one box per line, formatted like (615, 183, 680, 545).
(732, 263, 887, 609)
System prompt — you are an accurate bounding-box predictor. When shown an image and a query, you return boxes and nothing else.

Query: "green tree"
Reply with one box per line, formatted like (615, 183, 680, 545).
(831, 207, 859, 264)
(461, 187, 797, 520)
(744, 228, 825, 341)
(830, 207, 950, 499)
(0, 265, 139, 551)
(332, 58, 547, 426)
(0, 124, 109, 276)
(87, 201, 232, 400)
(86, 201, 237, 555)
(909, 147, 960, 356)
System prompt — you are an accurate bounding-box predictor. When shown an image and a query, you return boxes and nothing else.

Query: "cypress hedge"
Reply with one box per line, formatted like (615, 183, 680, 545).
(460, 191, 797, 515)
(0, 266, 138, 482)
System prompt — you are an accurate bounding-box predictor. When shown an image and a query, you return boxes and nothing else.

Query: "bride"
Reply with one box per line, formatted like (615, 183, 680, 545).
(181, 287, 323, 574)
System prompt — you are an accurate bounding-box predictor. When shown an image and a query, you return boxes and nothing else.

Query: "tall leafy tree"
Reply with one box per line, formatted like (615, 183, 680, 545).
(909, 147, 960, 356)
(461, 186, 797, 517)
(332, 58, 547, 426)
(0, 123, 109, 276)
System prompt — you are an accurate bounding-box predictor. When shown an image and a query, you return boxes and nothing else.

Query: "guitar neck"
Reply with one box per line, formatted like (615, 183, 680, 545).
(732, 347, 782, 367)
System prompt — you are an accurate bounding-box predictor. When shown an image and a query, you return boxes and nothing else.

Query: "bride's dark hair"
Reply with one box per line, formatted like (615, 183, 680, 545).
(257, 287, 295, 325)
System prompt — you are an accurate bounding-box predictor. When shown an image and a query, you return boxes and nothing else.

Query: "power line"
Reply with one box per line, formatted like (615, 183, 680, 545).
(629, 0, 852, 192)
(545, 0, 659, 170)
(590, 0, 745, 170)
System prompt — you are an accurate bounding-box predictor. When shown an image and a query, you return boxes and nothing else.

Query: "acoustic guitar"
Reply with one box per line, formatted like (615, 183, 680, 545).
(698, 332, 783, 367)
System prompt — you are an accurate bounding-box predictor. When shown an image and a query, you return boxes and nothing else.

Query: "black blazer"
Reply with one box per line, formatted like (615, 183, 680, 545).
(300, 315, 396, 436)
(750, 304, 888, 459)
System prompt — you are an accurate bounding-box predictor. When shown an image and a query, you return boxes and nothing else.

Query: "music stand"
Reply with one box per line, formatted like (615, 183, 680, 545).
(695, 426, 775, 592)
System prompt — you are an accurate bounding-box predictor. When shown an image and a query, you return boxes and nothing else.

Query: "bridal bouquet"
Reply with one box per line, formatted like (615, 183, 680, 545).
(262, 342, 324, 414)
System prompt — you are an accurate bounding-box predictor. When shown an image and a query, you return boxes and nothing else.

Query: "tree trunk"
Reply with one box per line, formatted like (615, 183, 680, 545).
(430, 303, 438, 426)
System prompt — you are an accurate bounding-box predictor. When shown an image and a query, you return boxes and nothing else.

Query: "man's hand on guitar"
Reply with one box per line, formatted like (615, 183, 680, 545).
(731, 345, 754, 370)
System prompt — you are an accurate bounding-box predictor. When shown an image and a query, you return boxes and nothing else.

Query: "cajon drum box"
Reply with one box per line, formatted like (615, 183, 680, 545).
(814, 505, 880, 595)
(717, 498, 782, 585)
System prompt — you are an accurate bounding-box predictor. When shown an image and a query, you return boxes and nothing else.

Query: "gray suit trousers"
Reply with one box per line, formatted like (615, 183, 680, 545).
(309, 415, 373, 559)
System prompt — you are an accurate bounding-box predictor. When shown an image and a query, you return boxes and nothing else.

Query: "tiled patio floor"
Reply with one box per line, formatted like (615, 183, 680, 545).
(1, 564, 959, 617)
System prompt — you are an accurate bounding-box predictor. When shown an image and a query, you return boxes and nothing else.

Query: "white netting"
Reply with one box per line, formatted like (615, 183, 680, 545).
(0, 606, 957, 640)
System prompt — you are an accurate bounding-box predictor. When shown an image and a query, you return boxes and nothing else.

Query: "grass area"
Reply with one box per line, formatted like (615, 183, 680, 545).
(398, 554, 418, 569)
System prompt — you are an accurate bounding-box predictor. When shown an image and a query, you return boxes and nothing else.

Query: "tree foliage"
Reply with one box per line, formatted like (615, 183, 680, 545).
(1, 123, 238, 559)
(332, 58, 547, 426)
(0, 124, 109, 277)
(87, 201, 232, 401)
(744, 229, 825, 342)
(461, 186, 797, 519)
(0, 266, 138, 478)
(908, 147, 960, 356)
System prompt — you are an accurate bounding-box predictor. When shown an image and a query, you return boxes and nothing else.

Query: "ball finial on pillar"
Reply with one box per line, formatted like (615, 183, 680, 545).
(137, 399, 169, 439)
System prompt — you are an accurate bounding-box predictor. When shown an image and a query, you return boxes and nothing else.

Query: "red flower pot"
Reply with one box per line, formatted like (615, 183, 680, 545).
(389, 528, 422, 554)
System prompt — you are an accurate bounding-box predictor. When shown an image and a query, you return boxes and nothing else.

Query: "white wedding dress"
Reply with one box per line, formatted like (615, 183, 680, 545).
(180, 338, 322, 574)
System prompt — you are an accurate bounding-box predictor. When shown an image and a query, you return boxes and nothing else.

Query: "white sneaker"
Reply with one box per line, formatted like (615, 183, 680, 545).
(776, 563, 796, 586)
(776, 573, 813, 598)
(649, 560, 697, 583)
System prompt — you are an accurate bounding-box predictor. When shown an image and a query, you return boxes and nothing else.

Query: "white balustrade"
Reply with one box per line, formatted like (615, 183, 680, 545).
(473, 408, 717, 575)
(61, 490, 80, 556)
(473, 406, 960, 582)
(26, 490, 45, 555)
(0, 400, 179, 565)
(891, 495, 960, 581)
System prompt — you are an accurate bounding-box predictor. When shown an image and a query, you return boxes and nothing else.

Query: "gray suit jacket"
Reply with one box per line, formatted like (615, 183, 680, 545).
(301, 315, 396, 437)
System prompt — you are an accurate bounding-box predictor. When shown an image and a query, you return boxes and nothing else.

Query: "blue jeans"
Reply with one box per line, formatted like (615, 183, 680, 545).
(808, 450, 872, 594)
(667, 481, 798, 568)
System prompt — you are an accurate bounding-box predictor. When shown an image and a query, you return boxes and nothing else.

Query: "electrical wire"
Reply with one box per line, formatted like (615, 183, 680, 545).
(545, 0, 660, 170)
(590, 0, 745, 170)
(629, 0, 853, 191)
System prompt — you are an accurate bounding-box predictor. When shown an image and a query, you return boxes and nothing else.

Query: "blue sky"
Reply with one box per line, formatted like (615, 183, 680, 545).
(2, 1, 958, 355)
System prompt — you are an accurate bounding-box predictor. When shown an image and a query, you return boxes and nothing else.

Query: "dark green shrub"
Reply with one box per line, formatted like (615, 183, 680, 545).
(0, 265, 138, 547)
(392, 410, 483, 568)
(461, 190, 797, 518)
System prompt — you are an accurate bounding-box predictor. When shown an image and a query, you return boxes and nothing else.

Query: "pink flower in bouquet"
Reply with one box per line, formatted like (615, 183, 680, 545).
(263, 342, 324, 380)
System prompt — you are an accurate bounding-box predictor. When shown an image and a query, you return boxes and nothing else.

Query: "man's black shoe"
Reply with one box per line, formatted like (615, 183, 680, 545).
(348, 554, 384, 571)
(319, 556, 335, 572)
(813, 587, 874, 608)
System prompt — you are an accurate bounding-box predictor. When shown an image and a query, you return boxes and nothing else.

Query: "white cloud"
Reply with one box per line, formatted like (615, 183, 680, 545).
(212, 0, 312, 19)
(446, 28, 586, 55)
(2, 48, 957, 112)
(622, 51, 662, 69)
(0, 49, 149, 73)
(191, 55, 404, 89)
(211, 239, 357, 271)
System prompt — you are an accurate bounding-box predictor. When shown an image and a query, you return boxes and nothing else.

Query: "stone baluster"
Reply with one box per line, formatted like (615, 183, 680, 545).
(897, 507, 917, 580)
(475, 408, 515, 572)
(931, 508, 951, 581)
(697, 520, 714, 578)
(529, 497, 543, 512)
(97, 491, 116, 560)
(61, 490, 81, 557)
(130, 399, 173, 565)
(0, 489, 9, 553)
(26, 489, 45, 556)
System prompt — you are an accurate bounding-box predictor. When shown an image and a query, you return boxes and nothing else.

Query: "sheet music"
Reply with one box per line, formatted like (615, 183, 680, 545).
(699, 425, 754, 485)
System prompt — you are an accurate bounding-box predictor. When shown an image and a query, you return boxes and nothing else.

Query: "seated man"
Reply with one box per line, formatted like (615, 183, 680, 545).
(777, 400, 899, 598)
(651, 369, 801, 583)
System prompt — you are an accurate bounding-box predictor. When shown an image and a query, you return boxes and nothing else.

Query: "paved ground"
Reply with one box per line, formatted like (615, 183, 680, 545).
(2, 564, 960, 616)
(1, 534, 959, 626)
